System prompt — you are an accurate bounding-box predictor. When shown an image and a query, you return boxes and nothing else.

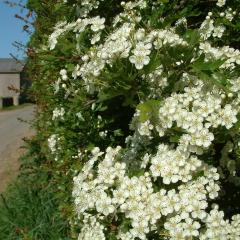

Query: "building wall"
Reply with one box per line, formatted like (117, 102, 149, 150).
(0, 73, 20, 98)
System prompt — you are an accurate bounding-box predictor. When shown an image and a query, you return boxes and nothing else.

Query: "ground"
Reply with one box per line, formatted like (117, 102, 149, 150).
(0, 105, 35, 192)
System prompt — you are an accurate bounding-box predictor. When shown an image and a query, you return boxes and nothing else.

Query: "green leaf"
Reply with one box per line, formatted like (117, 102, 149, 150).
(113, 129, 124, 137)
(137, 100, 161, 123)
(97, 91, 122, 102)
(119, 218, 131, 232)
(65, 63, 75, 72)
(109, 234, 118, 240)
(192, 56, 225, 71)
(169, 135, 180, 143)
(183, 29, 200, 46)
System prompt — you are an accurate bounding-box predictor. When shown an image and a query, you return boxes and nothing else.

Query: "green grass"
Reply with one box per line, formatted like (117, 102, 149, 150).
(0, 184, 70, 240)
(0, 103, 34, 112)
(0, 139, 71, 240)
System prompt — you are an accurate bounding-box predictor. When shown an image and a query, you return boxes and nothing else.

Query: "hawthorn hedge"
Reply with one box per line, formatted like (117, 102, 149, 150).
(1, 0, 240, 239)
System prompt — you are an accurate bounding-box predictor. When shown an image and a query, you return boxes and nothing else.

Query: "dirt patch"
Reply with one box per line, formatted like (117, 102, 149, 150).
(0, 132, 33, 193)
(0, 105, 35, 193)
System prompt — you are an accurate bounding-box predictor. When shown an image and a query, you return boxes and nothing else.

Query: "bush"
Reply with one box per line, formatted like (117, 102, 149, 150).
(14, 0, 240, 239)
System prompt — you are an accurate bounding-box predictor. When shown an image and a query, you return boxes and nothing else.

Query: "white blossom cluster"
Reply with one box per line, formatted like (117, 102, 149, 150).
(78, 22, 135, 90)
(196, 7, 238, 69)
(78, 214, 105, 240)
(49, 4, 188, 93)
(72, 100, 239, 239)
(199, 42, 240, 69)
(199, 0, 237, 41)
(52, 107, 65, 120)
(76, 26, 188, 92)
(51, 69, 69, 95)
(48, 0, 239, 92)
(72, 149, 83, 160)
(137, 80, 238, 146)
(200, 206, 240, 239)
(48, 21, 75, 50)
(121, 0, 147, 10)
(75, 0, 104, 18)
(224, 8, 236, 21)
(78, 214, 106, 240)
(230, 77, 240, 94)
(149, 144, 202, 184)
(138, 120, 154, 137)
(48, 134, 59, 153)
(151, 81, 238, 154)
(129, 29, 187, 70)
(73, 144, 240, 240)
(199, 14, 226, 40)
(48, 16, 105, 50)
(72, 56, 240, 240)
(198, 7, 239, 69)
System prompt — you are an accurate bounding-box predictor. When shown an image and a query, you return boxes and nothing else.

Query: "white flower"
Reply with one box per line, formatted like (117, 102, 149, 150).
(72, 64, 81, 79)
(194, 129, 214, 148)
(216, 0, 226, 7)
(138, 120, 153, 136)
(206, 181, 220, 199)
(183, 218, 201, 237)
(60, 68, 68, 80)
(91, 32, 101, 44)
(90, 16, 105, 32)
(133, 42, 152, 56)
(96, 197, 115, 215)
(129, 42, 152, 69)
(134, 29, 145, 41)
(141, 153, 151, 169)
(53, 78, 61, 94)
(218, 104, 237, 129)
(213, 25, 225, 38)
(129, 54, 150, 69)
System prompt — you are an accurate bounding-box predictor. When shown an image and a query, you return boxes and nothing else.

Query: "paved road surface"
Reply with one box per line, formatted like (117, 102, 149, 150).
(0, 105, 35, 192)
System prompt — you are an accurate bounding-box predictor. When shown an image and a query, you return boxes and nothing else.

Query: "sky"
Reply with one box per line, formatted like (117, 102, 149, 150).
(0, 0, 30, 59)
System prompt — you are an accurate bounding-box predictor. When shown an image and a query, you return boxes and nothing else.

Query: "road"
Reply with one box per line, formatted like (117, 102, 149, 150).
(0, 105, 35, 192)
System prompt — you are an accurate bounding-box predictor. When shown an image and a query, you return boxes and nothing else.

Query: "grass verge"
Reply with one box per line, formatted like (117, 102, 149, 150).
(0, 103, 34, 112)
(0, 138, 71, 240)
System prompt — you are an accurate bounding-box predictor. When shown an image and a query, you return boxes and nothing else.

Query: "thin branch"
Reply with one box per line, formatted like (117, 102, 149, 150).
(4, 0, 27, 9)
(9, 53, 25, 65)
(15, 14, 34, 26)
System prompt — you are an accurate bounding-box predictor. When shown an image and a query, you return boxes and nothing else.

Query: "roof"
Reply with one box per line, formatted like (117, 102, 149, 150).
(0, 58, 24, 73)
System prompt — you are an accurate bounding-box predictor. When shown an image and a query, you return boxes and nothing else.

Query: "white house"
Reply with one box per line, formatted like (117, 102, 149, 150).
(0, 58, 24, 109)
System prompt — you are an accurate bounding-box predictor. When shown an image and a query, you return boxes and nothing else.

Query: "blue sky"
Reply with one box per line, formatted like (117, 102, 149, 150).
(0, 0, 30, 59)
